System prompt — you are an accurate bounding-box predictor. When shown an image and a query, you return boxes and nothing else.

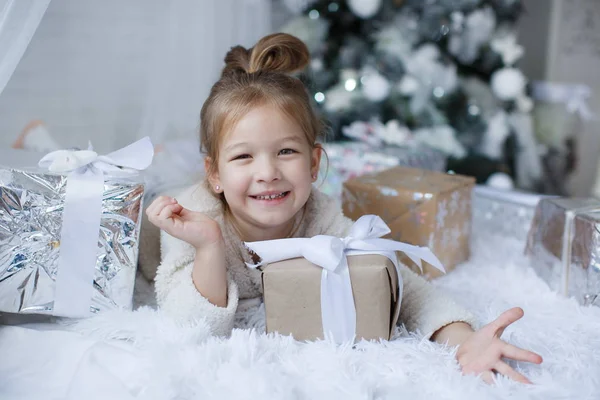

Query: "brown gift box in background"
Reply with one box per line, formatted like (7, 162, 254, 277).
(342, 167, 475, 279)
(261, 254, 401, 341)
(525, 197, 600, 306)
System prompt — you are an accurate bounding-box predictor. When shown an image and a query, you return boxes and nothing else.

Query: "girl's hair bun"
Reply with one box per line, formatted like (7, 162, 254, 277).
(222, 33, 309, 76)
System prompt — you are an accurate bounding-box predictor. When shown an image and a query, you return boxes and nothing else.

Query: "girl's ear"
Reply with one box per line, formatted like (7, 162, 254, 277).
(310, 144, 323, 182)
(205, 157, 222, 192)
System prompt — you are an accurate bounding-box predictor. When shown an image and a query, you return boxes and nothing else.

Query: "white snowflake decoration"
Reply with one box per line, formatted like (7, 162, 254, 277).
(490, 31, 524, 66)
(436, 199, 448, 229)
(450, 191, 461, 215)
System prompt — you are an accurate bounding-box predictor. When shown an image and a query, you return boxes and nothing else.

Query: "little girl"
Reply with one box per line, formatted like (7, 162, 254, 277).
(146, 33, 542, 384)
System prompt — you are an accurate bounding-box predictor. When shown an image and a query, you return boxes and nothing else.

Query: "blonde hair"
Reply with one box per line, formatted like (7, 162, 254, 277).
(199, 33, 325, 202)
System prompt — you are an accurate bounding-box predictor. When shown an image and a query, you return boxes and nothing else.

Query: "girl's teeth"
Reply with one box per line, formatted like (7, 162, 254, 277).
(256, 192, 286, 200)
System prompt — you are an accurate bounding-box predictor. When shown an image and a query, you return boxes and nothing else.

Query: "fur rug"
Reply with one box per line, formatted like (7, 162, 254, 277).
(1, 234, 600, 400)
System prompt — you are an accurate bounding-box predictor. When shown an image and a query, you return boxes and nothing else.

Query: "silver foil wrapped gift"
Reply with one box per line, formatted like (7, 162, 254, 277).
(525, 198, 600, 306)
(471, 186, 544, 243)
(0, 138, 153, 317)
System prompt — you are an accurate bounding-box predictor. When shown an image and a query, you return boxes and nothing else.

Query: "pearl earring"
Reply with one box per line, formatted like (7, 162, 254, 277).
(215, 185, 220, 191)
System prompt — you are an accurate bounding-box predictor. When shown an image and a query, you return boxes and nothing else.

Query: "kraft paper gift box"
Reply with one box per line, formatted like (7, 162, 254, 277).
(525, 197, 600, 306)
(342, 166, 475, 279)
(318, 141, 446, 203)
(0, 138, 153, 318)
(245, 215, 445, 343)
(261, 254, 401, 341)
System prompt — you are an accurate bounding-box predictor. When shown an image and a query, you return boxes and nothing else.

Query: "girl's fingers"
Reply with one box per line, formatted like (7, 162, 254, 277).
(480, 370, 496, 385)
(158, 203, 181, 222)
(494, 361, 532, 384)
(502, 343, 543, 364)
(170, 203, 183, 214)
(489, 307, 524, 336)
(145, 199, 158, 216)
(146, 196, 175, 216)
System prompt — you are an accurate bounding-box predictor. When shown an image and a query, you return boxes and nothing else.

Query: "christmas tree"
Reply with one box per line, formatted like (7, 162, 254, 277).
(279, 0, 543, 189)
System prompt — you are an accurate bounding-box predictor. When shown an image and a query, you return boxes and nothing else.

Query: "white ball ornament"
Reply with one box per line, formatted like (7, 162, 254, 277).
(491, 67, 526, 101)
(347, 0, 382, 19)
(362, 72, 391, 102)
(486, 172, 514, 190)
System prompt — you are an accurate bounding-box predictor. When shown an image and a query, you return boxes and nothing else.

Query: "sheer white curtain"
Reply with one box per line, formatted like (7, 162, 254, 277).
(139, 0, 272, 148)
(0, 0, 272, 153)
(0, 0, 50, 96)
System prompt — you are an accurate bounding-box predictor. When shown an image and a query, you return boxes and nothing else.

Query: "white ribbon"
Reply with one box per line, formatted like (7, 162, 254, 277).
(531, 81, 596, 120)
(38, 137, 154, 317)
(245, 215, 445, 343)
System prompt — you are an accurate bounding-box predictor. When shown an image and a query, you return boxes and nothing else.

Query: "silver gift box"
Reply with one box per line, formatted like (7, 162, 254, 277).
(0, 156, 145, 316)
(525, 197, 600, 306)
(471, 186, 545, 243)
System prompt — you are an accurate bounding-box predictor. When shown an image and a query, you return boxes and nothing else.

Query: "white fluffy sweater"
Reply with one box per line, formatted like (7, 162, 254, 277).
(146, 184, 478, 338)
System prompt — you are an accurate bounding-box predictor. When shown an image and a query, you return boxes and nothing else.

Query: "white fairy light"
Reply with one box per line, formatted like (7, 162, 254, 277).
(433, 87, 445, 98)
(345, 79, 357, 92)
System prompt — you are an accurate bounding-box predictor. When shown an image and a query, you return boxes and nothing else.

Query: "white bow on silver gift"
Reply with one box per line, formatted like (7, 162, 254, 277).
(531, 81, 596, 120)
(38, 137, 154, 317)
(245, 214, 445, 343)
(39, 137, 154, 176)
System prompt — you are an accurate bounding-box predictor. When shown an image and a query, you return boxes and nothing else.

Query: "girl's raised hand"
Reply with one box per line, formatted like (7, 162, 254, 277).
(456, 307, 543, 384)
(146, 196, 223, 250)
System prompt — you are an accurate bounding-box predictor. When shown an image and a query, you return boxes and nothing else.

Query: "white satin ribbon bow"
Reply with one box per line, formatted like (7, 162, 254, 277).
(245, 214, 445, 343)
(38, 137, 154, 317)
(39, 136, 154, 175)
(531, 81, 596, 120)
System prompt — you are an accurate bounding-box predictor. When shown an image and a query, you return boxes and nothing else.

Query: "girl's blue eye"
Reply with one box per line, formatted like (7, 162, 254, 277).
(279, 148, 297, 155)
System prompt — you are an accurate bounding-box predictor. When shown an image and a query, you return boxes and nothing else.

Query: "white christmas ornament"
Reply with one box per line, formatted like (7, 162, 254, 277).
(374, 24, 414, 61)
(398, 75, 420, 95)
(405, 44, 458, 94)
(448, 6, 496, 64)
(450, 11, 465, 31)
(508, 112, 543, 190)
(516, 94, 533, 113)
(379, 120, 411, 146)
(280, 16, 328, 53)
(491, 32, 524, 66)
(491, 67, 526, 101)
(342, 120, 382, 147)
(324, 84, 358, 112)
(310, 58, 324, 72)
(347, 0, 382, 19)
(486, 172, 514, 190)
(362, 71, 391, 102)
(480, 111, 510, 159)
(341, 119, 412, 147)
(413, 125, 466, 158)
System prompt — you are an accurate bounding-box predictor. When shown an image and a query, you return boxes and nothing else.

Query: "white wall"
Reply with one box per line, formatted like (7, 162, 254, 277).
(0, 0, 272, 153)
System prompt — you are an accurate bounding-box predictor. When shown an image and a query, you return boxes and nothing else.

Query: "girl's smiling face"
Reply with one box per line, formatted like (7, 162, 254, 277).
(208, 104, 321, 241)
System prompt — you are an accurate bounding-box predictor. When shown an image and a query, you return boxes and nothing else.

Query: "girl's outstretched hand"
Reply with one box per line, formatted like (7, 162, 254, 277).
(146, 196, 223, 250)
(456, 307, 543, 384)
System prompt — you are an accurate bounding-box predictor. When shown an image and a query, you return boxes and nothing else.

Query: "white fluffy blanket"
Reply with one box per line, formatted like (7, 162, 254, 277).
(1, 234, 600, 400)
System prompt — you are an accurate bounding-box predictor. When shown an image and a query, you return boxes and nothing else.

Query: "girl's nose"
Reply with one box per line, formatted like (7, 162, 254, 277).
(255, 157, 281, 183)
